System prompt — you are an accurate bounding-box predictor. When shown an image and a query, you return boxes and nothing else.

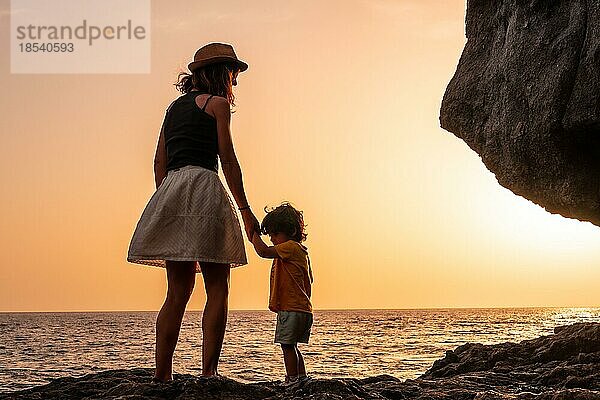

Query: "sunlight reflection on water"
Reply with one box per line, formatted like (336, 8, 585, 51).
(0, 307, 599, 392)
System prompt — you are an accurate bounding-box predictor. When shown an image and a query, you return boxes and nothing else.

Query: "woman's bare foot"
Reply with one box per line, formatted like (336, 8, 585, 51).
(151, 376, 173, 384)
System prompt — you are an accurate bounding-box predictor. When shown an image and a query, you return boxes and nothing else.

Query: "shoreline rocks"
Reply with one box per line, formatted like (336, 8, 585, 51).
(3, 322, 599, 399)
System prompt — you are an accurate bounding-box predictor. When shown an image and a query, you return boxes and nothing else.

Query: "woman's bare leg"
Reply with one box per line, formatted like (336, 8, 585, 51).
(199, 262, 230, 376)
(154, 260, 196, 382)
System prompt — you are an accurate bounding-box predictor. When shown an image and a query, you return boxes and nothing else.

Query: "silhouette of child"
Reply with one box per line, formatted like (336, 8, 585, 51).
(250, 202, 314, 385)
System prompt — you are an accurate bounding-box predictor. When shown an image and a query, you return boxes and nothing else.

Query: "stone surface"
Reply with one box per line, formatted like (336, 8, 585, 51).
(2, 323, 599, 399)
(440, 0, 600, 226)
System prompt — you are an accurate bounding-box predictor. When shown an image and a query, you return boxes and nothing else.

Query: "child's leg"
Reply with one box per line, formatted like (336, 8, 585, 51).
(280, 343, 299, 379)
(296, 346, 306, 377)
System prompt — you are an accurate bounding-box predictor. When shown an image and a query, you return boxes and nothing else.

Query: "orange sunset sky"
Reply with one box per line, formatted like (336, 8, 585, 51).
(1, 0, 599, 312)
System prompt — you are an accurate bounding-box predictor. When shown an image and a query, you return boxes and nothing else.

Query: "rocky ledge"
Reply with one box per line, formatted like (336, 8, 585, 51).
(440, 0, 600, 226)
(2, 323, 599, 399)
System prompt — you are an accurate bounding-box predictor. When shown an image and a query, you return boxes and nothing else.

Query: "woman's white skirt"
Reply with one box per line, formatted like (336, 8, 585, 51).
(127, 165, 247, 272)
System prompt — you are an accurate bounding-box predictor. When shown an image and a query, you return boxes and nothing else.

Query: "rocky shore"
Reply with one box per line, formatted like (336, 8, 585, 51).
(2, 322, 599, 399)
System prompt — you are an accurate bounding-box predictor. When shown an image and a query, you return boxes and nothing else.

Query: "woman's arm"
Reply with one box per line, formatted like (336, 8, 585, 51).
(213, 97, 259, 238)
(153, 120, 167, 189)
(213, 96, 248, 208)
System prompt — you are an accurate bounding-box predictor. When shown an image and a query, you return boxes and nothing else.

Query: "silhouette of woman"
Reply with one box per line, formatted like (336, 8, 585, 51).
(127, 43, 259, 382)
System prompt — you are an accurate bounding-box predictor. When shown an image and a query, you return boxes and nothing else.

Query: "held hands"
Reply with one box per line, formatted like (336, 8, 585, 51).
(240, 207, 260, 240)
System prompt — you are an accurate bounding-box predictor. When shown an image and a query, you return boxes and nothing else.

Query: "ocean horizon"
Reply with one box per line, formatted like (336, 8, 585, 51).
(2, 307, 600, 393)
(4, 305, 600, 313)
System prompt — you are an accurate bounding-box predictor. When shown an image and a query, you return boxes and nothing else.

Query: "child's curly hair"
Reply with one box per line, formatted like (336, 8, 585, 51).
(260, 202, 307, 242)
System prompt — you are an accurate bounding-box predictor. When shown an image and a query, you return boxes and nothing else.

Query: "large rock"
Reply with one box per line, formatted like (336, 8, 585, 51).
(440, 0, 600, 226)
(3, 323, 600, 399)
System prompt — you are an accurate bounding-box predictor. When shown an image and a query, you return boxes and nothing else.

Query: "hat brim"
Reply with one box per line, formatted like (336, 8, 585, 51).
(188, 56, 248, 73)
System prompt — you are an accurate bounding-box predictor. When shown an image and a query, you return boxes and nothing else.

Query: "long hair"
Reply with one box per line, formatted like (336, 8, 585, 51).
(174, 63, 237, 105)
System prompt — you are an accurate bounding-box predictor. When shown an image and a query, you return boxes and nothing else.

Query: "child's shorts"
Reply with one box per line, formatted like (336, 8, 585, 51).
(275, 311, 313, 345)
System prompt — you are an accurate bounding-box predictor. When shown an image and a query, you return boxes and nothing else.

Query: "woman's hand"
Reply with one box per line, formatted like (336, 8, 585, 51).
(240, 209, 260, 240)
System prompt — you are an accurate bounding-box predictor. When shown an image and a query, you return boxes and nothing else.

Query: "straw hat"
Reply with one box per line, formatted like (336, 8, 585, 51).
(188, 43, 248, 73)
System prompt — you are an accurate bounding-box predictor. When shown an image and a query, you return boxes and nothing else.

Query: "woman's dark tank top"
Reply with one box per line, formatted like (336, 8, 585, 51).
(164, 91, 218, 172)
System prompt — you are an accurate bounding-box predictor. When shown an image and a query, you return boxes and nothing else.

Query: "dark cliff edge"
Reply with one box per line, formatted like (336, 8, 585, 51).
(2, 323, 599, 399)
(440, 0, 600, 227)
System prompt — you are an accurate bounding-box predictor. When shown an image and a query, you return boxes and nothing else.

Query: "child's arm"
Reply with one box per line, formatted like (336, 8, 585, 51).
(250, 232, 279, 259)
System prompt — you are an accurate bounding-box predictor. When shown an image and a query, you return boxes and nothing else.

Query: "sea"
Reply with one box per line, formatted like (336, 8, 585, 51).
(1, 307, 599, 393)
